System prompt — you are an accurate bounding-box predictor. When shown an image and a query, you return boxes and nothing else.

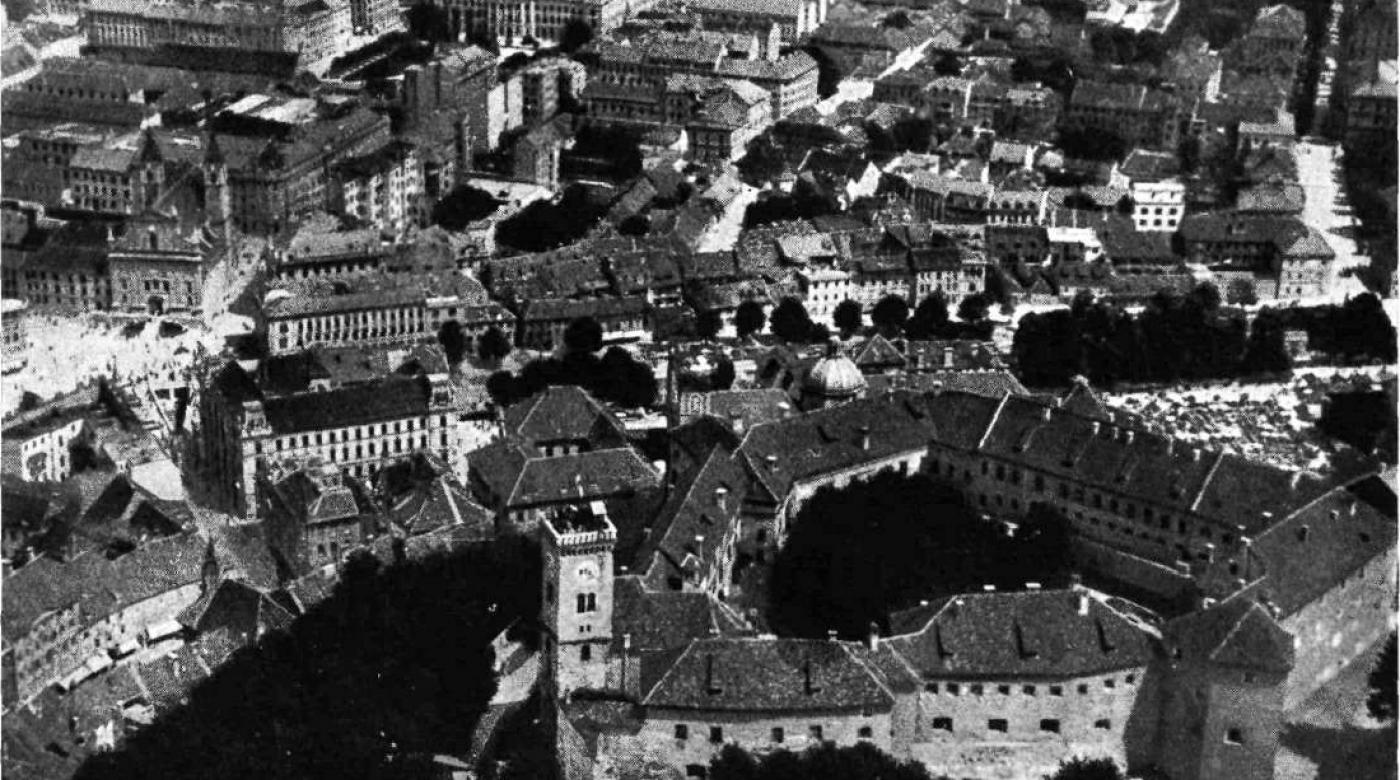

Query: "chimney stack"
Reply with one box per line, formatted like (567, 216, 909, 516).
(765, 454, 779, 471)
(705, 654, 720, 694)
(1076, 592, 1089, 615)
(858, 425, 871, 451)
(866, 622, 879, 651)
(827, 629, 838, 642)
(715, 486, 728, 512)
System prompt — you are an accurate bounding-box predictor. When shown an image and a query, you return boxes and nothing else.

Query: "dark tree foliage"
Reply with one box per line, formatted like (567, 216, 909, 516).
(800, 45, 843, 99)
(477, 325, 512, 363)
(1226, 278, 1258, 305)
(957, 292, 990, 323)
(563, 316, 605, 354)
(561, 126, 643, 182)
(872, 295, 910, 336)
(742, 190, 836, 228)
(833, 299, 863, 337)
(696, 310, 723, 341)
(559, 17, 593, 53)
(905, 292, 949, 340)
(617, 214, 650, 236)
(1044, 755, 1125, 780)
(18, 390, 43, 412)
(713, 357, 737, 390)
(808, 322, 832, 343)
(406, 1, 452, 41)
(1055, 127, 1129, 162)
(3, 0, 35, 24)
(490, 348, 658, 408)
(74, 543, 539, 780)
(1320, 387, 1398, 464)
(1368, 633, 1397, 722)
(769, 471, 1073, 639)
(486, 370, 518, 405)
(736, 135, 788, 186)
(881, 9, 913, 28)
(710, 742, 939, 780)
(495, 185, 609, 252)
(931, 51, 964, 76)
(770, 297, 815, 343)
(437, 320, 468, 365)
(1011, 284, 1301, 388)
(735, 300, 767, 339)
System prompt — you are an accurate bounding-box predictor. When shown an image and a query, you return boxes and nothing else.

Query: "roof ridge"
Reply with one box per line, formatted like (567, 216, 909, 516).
(1189, 449, 1229, 512)
(1207, 601, 1265, 664)
(975, 392, 1011, 450)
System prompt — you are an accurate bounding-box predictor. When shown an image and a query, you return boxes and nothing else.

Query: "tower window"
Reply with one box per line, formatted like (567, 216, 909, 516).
(709, 726, 723, 743)
(771, 727, 784, 743)
(858, 726, 873, 739)
(931, 717, 953, 732)
(1225, 728, 1244, 745)
(1095, 719, 1112, 730)
(988, 718, 1007, 732)
(580, 644, 591, 662)
(674, 724, 688, 740)
(809, 725, 823, 741)
(1039, 719, 1060, 733)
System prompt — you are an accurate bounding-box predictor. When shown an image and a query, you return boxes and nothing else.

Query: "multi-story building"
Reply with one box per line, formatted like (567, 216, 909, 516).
(1177, 213, 1335, 299)
(680, 79, 772, 163)
(685, 0, 827, 48)
(261, 459, 376, 571)
(108, 216, 216, 317)
(1343, 61, 1398, 147)
(582, 30, 819, 126)
(1, 533, 206, 705)
(439, 0, 644, 43)
(516, 296, 649, 350)
(263, 276, 509, 355)
(198, 359, 459, 517)
(83, 0, 352, 66)
(1062, 81, 1185, 151)
(0, 124, 111, 206)
(1129, 180, 1186, 232)
(349, 0, 400, 33)
(329, 140, 425, 237)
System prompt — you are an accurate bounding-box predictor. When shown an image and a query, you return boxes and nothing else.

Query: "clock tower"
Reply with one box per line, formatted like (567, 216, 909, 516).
(541, 500, 616, 697)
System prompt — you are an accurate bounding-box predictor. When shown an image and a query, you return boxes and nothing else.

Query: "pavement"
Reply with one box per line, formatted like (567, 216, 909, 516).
(1293, 141, 1376, 305)
(697, 181, 760, 252)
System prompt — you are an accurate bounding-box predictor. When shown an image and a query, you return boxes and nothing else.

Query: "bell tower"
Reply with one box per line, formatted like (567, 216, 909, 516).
(203, 134, 231, 236)
(541, 501, 615, 698)
(134, 130, 165, 213)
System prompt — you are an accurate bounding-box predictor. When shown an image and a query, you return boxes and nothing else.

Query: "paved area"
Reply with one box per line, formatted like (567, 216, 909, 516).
(1294, 141, 1374, 304)
(697, 182, 760, 252)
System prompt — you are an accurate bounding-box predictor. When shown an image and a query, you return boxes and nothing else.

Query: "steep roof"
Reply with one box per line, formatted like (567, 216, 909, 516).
(1162, 598, 1293, 672)
(643, 637, 898, 712)
(502, 386, 628, 449)
(886, 589, 1155, 679)
(260, 375, 432, 434)
(635, 448, 748, 590)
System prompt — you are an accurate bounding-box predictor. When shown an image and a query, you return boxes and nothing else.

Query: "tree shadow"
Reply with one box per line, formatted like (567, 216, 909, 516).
(1280, 722, 1398, 780)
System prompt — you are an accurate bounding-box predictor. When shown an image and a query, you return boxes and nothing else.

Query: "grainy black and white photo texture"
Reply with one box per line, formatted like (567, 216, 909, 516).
(0, 0, 1395, 775)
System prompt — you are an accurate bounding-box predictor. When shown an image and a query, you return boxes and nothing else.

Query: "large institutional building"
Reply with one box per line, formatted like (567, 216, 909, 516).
(510, 376, 1396, 780)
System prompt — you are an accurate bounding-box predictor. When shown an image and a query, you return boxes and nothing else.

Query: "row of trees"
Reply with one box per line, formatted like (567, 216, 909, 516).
(769, 471, 1073, 640)
(1013, 287, 1396, 388)
(484, 317, 658, 408)
(437, 321, 512, 366)
(708, 743, 1127, 780)
(731, 293, 994, 344)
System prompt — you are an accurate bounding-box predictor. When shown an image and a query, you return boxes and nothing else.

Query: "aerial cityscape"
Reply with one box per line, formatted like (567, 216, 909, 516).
(0, 0, 1396, 774)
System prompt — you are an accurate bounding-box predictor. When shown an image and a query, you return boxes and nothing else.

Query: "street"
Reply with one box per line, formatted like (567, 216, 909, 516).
(1293, 141, 1375, 304)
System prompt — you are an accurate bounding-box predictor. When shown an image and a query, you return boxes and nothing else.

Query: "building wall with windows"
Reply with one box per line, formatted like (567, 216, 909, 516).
(630, 707, 894, 772)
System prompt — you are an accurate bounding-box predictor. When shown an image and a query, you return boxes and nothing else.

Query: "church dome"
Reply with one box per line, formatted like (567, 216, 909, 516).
(806, 346, 866, 399)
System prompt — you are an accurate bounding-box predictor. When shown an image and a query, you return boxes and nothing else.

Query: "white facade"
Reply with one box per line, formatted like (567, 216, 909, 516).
(1131, 180, 1185, 232)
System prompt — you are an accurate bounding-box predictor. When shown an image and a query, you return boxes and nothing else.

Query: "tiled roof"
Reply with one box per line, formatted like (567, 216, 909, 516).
(643, 637, 897, 712)
(886, 589, 1155, 678)
(635, 447, 748, 590)
(690, 389, 795, 428)
(1235, 183, 1305, 214)
(208, 522, 282, 591)
(261, 375, 432, 435)
(1162, 598, 1293, 673)
(502, 386, 629, 450)
(511, 449, 660, 506)
(520, 296, 648, 323)
(611, 576, 752, 659)
(735, 391, 939, 499)
(177, 577, 295, 643)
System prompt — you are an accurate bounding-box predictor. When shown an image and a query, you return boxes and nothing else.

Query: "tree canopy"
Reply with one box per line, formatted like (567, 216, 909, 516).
(735, 300, 767, 339)
(770, 297, 815, 343)
(437, 320, 468, 365)
(1043, 756, 1125, 780)
(833, 300, 863, 337)
(769, 471, 1073, 639)
(487, 347, 658, 409)
(563, 316, 604, 354)
(710, 742, 939, 780)
(477, 326, 513, 363)
(559, 18, 593, 53)
(872, 295, 910, 335)
(905, 292, 949, 339)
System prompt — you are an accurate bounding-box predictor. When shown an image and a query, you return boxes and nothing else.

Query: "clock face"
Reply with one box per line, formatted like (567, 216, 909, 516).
(575, 562, 598, 582)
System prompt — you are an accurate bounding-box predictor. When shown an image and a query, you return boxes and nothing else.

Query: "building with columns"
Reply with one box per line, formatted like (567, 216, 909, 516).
(439, 0, 641, 44)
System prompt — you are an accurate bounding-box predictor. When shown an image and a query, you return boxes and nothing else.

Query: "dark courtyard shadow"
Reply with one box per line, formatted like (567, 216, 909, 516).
(1281, 722, 1398, 780)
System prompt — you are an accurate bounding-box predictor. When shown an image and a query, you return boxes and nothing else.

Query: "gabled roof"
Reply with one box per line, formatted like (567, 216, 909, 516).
(1162, 598, 1293, 672)
(502, 386, 628, 449)
(886, 589, 1155, 678)
(848, 334, 906, 369)
(643, 637, 898, 712)
(177, 578, 295, 642)
(635, 448, 748, 590)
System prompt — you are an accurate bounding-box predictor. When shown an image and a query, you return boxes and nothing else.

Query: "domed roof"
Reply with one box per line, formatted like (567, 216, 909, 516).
(806, 348, 866, 399)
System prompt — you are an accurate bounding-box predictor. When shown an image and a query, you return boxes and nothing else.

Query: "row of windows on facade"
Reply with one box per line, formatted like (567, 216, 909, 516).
(254, 418, 448, 451)
(674, 723, 870, 743)
(925, 675, 1134, 698)
(931, 456, 1240, 546)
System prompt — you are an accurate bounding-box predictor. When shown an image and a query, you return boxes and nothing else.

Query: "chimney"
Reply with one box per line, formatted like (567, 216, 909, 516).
(1190, 447, 1202, 463)
(943, 348, 954, 368)
(982, 584, 996, 592)
(1076, 592, 1089, 615)
(1289, 471, 1303, 491)
(765, 454, 779, 471)
(729, 410, 745, 434)
(1025, 582, 1041, 589)
(803, 660, 818, 694)
(827, 629, 838, 642)
(1201, 596, 1217, 610)
(1350, 500, 1358, 517)
(858, 425, 871, 451)
(1124, 430, 1135, 445)
(1041, 407, 1052, 421)
(1091, 421, 1101, 436)
(1202, 542, 1215, 563)
(715, 486, 728, 512)
(866, 622, 880, 651)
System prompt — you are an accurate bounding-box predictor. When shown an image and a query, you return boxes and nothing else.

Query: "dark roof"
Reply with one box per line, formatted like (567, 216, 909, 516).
(643, 637, 898, 712)
(635, 448, 748, 590)
(261, 375, 432, 434)
(611, 576, 751, 658)
(886, 589, 1155, 678)
(511, 449, 660, 506)
(502, 386, 628, 449)
(1162, 598, 1293, 672)
(177, 578, 295, 643)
